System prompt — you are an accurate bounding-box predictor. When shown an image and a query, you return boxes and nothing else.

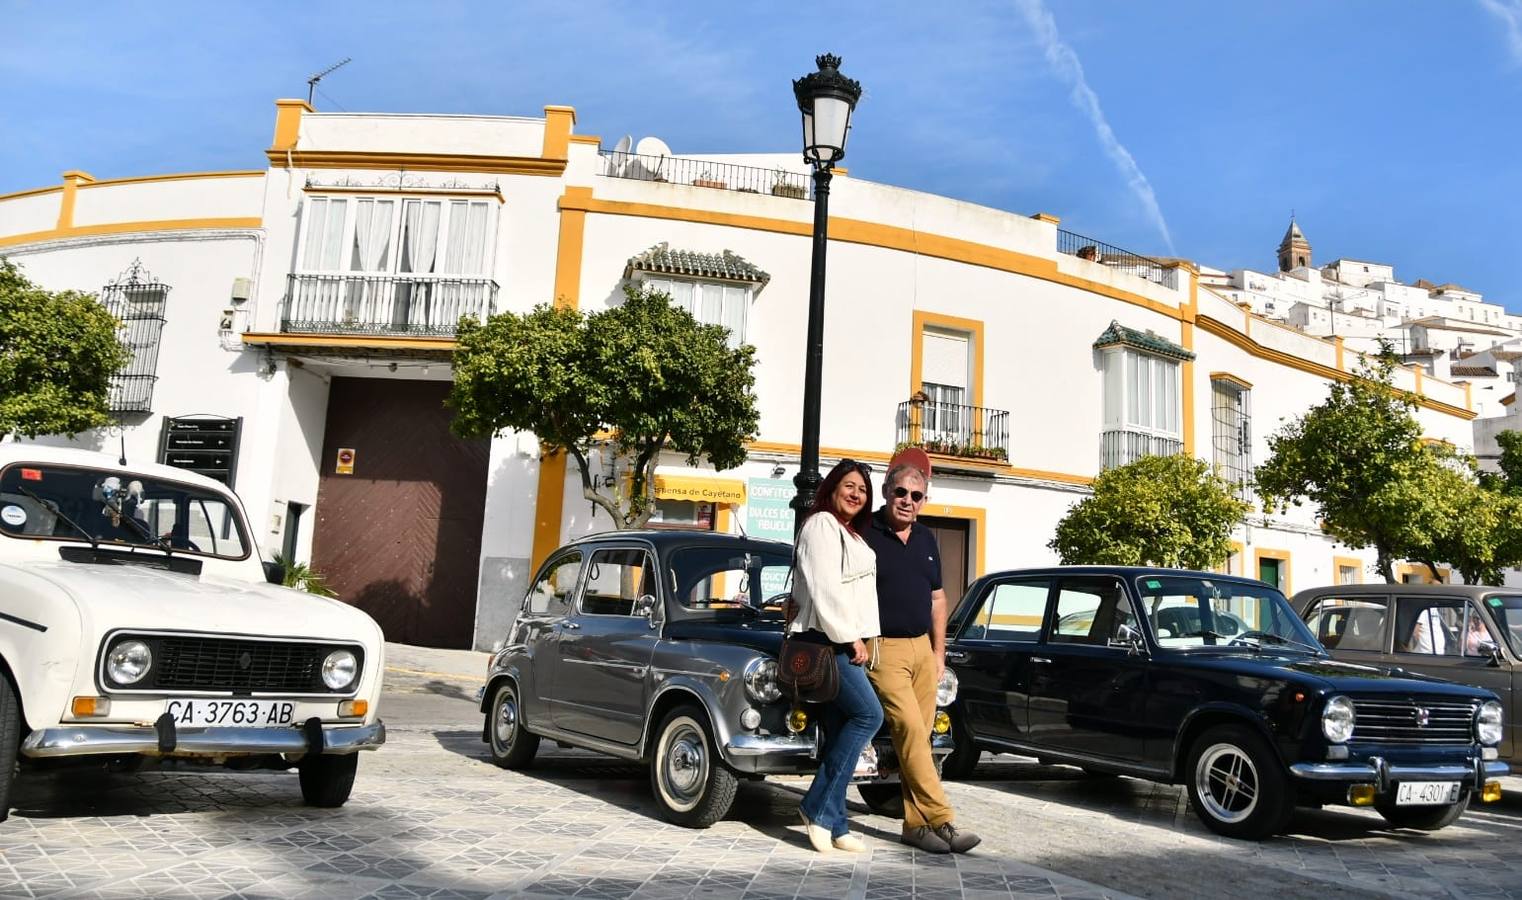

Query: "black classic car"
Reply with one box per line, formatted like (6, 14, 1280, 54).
(937, 566, 1509, 839)
(479, 531, 955, 827)
(1293, 583, 1519, 763)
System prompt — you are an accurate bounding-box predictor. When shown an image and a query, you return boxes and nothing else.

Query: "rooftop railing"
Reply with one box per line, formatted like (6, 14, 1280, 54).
(1058, 228, 1180, 290)
(598, 150, 812, 200)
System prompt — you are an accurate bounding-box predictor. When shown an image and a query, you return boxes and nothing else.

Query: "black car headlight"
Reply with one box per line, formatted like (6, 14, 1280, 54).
(1477, 701, 1504, 746)
(744, 658, 781, 704)
(1322, 695, 1355, 744)
(936, 668, 959, 706)
(106, 639, 153, 685)
(321, 649, 359, 691)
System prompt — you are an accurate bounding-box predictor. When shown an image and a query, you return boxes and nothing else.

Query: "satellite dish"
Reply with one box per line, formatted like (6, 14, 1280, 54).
(613, 135, 632, 155)
(635, 136, 671, 176)
(608, 135, 633, 176)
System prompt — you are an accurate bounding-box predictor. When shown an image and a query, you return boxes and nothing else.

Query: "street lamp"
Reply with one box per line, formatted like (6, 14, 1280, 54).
(790, 53, 862, 532)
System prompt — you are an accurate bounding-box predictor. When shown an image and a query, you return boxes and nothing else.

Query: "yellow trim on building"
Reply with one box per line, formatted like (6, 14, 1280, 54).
(1464, 381, 1473, 409)
(743, 440, 1092, 486)
(1332, 555, 1363, 584)
(78, 170, 265, 190)
(1334, 335, 1345, 371)
(0, 216, 263, 250)
(531, 452, 569, 573)
(240, 332, 456, 352)
(55, 170, 94, 229)
(1412, 364, 1424, 394)
(541, 105, 577, 160)
(568, 134, 603, 146)
(1253, 547, 1292, 594)
(714, 503, 733, 535)
(1031, 212, 1061, 225)
(1393, 562, 1450, 584)
(1223, 540, 1245, 576)
(263, 149, 568, 177)
(272, 99, 313, 151)
(1208, 372, 1253, 390)
(0, 183, 64, 202)
(910, 310, 986, 410)
(919, 502, 987, 579)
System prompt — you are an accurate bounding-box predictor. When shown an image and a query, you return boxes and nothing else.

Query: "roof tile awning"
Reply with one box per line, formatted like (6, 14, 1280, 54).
(1093, 320, 1195, 361)
(626, 242, 771, 288)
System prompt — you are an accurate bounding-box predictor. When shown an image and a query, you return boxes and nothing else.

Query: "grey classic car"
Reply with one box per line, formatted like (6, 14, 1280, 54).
(479, 531, 956, 827)
(1293, 583, 1519, 763)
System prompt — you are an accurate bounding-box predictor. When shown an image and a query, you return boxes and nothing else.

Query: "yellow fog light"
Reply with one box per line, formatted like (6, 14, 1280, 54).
(1481, 780, 1503, 803)
(933, 711, 951, 735)
(786, 708, 809, 734)
(1347, 784, 1377, 807)
(71, 696, 110, 717)
(338, 699, 368, 718)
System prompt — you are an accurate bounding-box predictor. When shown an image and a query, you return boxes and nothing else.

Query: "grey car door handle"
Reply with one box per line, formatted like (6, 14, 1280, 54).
(1031, 656, 1052, 664)
(561, 622, 580, 630)
(945, 650, 969, 663)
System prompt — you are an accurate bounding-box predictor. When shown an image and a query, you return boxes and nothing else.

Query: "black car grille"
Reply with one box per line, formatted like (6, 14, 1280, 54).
(107, 635, 361, 694)
(1350, 697, 1477, 745)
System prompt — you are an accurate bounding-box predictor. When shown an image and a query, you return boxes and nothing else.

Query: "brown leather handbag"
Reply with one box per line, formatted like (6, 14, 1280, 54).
(776, 596, 840, 704)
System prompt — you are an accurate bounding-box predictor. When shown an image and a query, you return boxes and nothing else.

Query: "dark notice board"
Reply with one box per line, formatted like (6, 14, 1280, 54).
(158, 416, 242, 487)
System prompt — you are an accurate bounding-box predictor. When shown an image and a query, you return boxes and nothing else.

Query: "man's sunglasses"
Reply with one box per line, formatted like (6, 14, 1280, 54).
(892, 486, 925, 503)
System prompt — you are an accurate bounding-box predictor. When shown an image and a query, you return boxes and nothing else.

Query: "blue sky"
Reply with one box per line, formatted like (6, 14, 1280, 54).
(5, 0, 1521, 306)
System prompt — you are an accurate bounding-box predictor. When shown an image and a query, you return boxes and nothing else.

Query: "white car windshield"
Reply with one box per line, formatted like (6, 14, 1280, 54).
(0, 463, 250, 560)
(1135, 574, 1322, 653)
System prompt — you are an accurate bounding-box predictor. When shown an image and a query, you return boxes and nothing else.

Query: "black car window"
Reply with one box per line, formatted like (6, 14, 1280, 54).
(525, 551, 581, 617)
(1394, 597, 1465, 657)
(1050, 576, 1135, 646)
(580, 548, 656, 617)
(667, 546, 792, 613)
(1136, 576, 1315, 650)
(1483, 595, 1522, 656)
(1305, 596, 1388, 651)
(961, 579, 1049, 642)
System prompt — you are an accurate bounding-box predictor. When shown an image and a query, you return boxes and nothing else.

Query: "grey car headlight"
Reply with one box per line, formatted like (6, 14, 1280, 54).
(1477, 700, 1504, 746)
(744, 658, 782, 704)
(321, 649, 359, 691)
(936, 668, 959, 707)
(1322, 695, 1355, 744)
(107, 639, 152, 685)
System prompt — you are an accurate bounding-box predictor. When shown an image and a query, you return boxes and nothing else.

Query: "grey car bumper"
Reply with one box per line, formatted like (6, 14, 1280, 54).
(1290, 756, 1509, 789)
(721, 729, 954, 775)
(21, 720, 386, 758)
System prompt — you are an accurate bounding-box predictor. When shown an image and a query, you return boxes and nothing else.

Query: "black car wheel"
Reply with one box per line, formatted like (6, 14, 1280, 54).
(939, 712, 980, 781)
(1375, 791, 1470, 831)
(650, 705, 737, 828)
(857, 782, 906, 818)
(0, 675, 18, 822)
(298, 752, 358, 807)
(1185, 725, 1294, 839)
(488, 682, 539, 769)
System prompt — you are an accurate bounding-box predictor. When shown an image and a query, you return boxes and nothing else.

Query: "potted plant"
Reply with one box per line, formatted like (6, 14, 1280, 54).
(770, 168, 806, 199)
(693, 169, 728, 190)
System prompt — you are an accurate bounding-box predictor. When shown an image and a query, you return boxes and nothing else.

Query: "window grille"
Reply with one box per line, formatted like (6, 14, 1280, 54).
(99, 260, 169, 413)
(1211, 379, 1252, 501)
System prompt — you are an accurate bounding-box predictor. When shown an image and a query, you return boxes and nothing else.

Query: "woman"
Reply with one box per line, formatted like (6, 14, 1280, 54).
(791, 458, 883, 854)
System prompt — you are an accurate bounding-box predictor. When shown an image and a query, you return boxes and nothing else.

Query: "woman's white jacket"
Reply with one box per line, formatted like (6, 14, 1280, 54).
(790, 511, 880, 644)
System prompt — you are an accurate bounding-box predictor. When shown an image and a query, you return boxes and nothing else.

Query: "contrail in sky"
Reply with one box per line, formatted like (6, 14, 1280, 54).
(1478, 0, 1522, 62)
(1013, 0, 1176, 254)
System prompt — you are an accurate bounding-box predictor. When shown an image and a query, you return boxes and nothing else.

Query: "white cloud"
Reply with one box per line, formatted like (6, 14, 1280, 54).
(1479, 0, 1522, 63)
(1012, 0, 1175, 253)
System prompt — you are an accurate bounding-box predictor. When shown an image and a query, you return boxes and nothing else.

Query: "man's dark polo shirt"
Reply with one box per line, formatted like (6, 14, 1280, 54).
(861, 508, 942, 638)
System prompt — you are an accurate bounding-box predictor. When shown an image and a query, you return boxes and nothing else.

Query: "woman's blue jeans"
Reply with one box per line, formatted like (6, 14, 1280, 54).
(798, 651, 884, 838)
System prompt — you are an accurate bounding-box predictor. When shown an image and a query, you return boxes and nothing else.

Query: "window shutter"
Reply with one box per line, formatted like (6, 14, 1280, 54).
(922, 329, 970, 389)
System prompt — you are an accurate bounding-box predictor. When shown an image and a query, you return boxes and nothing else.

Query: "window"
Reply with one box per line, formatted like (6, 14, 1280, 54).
(526, 552, 581, 617)
(1050, 577, 1136, 646)
(1258, 557, 1285, 591)
(960, 579, 1048, 642)
(1210, 378, 1252, 500)
(1101, 348, 1181, 468)
(1484, 595, 1522, 656)
(298, 196, 494, 277)
(1394, 597, 1478, 657)
(99, 261, 169, 413)
(641, 277, 751, 348)
(921, 328, 971, 439)
(1305, 597, 1388, 651)
(580, 548, 656, 617)
(1337, 564, 1359, 585)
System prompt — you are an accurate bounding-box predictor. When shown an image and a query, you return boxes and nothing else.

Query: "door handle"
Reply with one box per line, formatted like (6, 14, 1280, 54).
(561, 622, 580, 630)
(1031, 656, 1052, 664)
(945, 650, 969, 663)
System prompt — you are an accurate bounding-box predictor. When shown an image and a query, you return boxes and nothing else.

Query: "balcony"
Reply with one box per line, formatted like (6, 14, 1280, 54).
(599, 150, 813, 200)
(895, 399, 1011, 466)
(281, 273, 497, 337)
(1058, 228, 1180, 290)
(1100, 428, 1182, 470)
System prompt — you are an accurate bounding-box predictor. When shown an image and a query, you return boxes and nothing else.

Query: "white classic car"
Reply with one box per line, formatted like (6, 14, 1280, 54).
(0, 445, 385, 818)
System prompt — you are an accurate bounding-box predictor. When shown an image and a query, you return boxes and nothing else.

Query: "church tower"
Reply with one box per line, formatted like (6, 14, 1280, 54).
(1277, 218, 1311, 272)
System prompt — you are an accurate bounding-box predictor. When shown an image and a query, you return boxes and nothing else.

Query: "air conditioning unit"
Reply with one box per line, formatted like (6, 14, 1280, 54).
(230, 277, 253, 303)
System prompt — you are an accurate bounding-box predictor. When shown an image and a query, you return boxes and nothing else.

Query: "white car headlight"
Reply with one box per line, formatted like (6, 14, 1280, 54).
(321, 649, 359, 691)
(936, 668, 959, 707)
(106, 639, 152, 685)
(1322, 695, 1355, 744)
(1477, 700, 1504, 746)
(744, 658, 782, 704)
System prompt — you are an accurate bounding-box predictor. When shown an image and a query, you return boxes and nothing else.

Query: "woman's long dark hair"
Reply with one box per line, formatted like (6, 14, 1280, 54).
(806, 459, 874, 533)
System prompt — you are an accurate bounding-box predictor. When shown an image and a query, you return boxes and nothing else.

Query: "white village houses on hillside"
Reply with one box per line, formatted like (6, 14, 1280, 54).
(0, 99, 1483, 649)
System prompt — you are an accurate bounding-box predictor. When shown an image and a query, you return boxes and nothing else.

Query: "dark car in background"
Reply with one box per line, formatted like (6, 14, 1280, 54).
(938, 567, 1509, 839)
(478, 531, 954, 827)
(1292, 583, 1519, 763)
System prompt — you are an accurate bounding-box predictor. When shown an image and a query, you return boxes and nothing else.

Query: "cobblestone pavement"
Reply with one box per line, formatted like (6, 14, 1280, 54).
(1, 644, 1519, 899)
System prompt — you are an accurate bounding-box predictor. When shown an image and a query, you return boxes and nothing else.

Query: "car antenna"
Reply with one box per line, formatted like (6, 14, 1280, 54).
(118, 430, 128, 467)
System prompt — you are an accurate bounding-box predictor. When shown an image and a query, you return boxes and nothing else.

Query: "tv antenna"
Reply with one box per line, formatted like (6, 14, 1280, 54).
(307, 57, 352, 106)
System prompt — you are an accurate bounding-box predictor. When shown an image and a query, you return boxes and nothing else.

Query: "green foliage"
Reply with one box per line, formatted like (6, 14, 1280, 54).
(270, 553, 338, 598)
(1049, 454, 1250, 568)
(0, 259, 129, 440)
(450, 284, 760, 528)
(1481, 429, 1522, 495)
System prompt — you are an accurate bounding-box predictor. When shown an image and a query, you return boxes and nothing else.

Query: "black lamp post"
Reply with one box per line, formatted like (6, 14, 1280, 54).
(790, 53, 862, 533)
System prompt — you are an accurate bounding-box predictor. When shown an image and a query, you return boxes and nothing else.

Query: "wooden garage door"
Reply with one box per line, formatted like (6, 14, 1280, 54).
(313, 377, 488, 648)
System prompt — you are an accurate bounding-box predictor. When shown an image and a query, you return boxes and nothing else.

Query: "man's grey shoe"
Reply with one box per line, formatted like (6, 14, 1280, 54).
(934, 822, 981, 853)
(900, 825, 951, 854)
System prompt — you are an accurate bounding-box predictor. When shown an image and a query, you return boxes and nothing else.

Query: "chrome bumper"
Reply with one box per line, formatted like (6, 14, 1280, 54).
(1291, 755, 1509, 789)
(726, 732, 817, 758)
(21, 720, 386, 759)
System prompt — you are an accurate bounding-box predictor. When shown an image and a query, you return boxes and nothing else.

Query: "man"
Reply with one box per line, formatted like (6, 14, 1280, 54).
(859, 463, 980, 854)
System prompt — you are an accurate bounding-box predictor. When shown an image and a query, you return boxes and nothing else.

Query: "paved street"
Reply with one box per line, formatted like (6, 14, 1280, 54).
(2, 644, 1519, 899)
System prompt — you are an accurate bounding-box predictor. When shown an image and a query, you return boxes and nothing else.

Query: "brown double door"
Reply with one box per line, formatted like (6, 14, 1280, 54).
(919, 515, 970, 610)
(313, 377, 488, 648)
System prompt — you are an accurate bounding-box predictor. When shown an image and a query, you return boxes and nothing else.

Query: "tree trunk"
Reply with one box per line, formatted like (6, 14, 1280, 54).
(1376, 549, 1396, 583)
(1421, 560, 1444, 583)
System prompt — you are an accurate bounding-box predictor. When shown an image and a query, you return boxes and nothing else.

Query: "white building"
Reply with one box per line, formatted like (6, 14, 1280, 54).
(0, 99, 1482, 648)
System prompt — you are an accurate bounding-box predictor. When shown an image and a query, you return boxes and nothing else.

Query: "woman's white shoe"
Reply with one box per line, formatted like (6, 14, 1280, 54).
(798, 810, 835, 854)
(832, 833, 867, 853)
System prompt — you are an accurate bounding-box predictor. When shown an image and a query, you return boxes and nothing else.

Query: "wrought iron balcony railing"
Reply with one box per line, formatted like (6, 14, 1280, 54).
(1100, 428, 1183, 470)
(1058, 228, 1180, 290)
(895, 399, 1011, 463)
(598, 150, 813, 200)
(281, 273, 498, 337)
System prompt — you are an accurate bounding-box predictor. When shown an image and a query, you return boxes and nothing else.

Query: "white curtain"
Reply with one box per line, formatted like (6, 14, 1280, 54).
(722, 285, 747, 347)
(399, 200, 441, 327)
(442, 201, 490, 274)
(301, 197, 347, 271)
(350, 199, 394, 272)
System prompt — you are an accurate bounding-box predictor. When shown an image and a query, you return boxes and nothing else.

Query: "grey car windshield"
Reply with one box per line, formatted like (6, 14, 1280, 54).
(1136, 575, 1321, 651)
(1483, 595, 1522, 657)
(668, 546, 792, 614)
(0, 463, 249, 560)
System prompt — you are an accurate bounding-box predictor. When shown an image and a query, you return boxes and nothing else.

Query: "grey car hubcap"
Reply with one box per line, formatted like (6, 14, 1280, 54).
(495, 692, 519, 749)
(1196, 742, 1260, 824)
(658, 718, 709, 812)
